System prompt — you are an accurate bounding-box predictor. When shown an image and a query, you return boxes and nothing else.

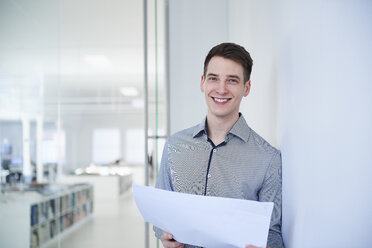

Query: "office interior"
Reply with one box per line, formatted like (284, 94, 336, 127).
(0, 0, 371, 248)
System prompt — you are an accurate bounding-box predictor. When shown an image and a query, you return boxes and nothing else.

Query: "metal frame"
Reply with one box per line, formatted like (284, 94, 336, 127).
(143, 0, 150, 247)
(144, 1, 170, 247)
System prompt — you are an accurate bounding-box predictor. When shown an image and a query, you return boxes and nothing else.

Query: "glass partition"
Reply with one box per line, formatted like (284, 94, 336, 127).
(0, 0, 60, 185)
(0, 0, 167, 247)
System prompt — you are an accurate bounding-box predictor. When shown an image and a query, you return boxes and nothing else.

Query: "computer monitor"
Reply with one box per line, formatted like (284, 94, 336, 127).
(0, 143, 12, 156)
(1, 159, 11, 170)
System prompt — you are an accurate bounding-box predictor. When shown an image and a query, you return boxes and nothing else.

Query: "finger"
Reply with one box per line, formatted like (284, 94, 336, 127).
(161, 231, 185, 248)
(174, 241, 184, 248)
(169, 242, 183, 248)
(161, 231, 173, 241)
(162, 240, 184, 248)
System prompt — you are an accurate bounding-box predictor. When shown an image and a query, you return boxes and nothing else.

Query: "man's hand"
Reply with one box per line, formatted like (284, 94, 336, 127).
(161, 233, 269, 248)
(161, 231, 184, 248)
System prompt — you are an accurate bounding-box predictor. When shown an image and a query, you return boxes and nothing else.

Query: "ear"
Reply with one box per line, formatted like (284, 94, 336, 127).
(200, 75, 205, 92)
(243, 80, 251, 97)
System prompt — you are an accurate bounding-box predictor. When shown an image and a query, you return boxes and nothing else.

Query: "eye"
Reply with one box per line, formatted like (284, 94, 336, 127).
(228, 79, 238, 84)
(208, 76, 217, 81)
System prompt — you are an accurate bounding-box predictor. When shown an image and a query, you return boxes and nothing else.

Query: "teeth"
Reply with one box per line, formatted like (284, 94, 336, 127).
(214, 98, 228, 103)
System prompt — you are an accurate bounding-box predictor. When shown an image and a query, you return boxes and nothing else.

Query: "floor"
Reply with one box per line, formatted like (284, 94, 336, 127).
(49, 166, 162, 248)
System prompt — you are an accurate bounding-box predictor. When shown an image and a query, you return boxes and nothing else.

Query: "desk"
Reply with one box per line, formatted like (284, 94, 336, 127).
(60, 173, 132, 202)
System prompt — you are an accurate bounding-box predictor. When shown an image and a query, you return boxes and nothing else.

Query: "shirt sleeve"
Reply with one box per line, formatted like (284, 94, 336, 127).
(258, 151, 284, 248)
(153, 141, 173, 239)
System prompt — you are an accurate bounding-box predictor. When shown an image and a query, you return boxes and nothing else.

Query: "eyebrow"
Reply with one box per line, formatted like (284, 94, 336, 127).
(206, 73, 241, 80)
(207, 73, 218, 77)
(227, 74, 241, 80)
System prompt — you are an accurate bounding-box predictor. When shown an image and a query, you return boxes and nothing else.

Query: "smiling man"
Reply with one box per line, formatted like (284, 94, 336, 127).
(154, 43, 284, 248)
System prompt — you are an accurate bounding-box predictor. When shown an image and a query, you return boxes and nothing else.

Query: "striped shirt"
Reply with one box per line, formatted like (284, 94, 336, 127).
(154, 114, 284, 248)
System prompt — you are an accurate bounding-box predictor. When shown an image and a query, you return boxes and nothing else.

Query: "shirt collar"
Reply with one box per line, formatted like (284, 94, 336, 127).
(192, 116, 208, 138)
(192, 114, 251, 143)
(228, 114, 251, 142)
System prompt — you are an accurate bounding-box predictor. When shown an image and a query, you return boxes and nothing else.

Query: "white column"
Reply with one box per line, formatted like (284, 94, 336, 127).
(56, 106, 63, 180)
(36, 116, 43, 182)
(22, 116, 31, 181)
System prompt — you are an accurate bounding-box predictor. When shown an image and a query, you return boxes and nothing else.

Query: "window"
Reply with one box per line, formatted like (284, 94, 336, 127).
(92, 128, 120, 164)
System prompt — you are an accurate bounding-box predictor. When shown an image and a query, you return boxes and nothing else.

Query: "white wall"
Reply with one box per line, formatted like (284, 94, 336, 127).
(228, 0, 372, 247)
(168, 0, 228, 134)
(168, 0, 277, 146)
(275, 1, 372, 247)
(169, 0, 372, 247)
(228, 0, 278, 146)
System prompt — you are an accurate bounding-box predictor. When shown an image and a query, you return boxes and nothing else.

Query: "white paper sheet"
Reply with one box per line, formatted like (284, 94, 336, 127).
(133, 184, 273, 248)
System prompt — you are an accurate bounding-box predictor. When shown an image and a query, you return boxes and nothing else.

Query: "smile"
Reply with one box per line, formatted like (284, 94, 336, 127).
(212, 97, 231, 103)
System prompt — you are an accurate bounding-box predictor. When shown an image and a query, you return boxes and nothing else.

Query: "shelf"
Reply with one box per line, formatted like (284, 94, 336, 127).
(0, 183, 94, 248)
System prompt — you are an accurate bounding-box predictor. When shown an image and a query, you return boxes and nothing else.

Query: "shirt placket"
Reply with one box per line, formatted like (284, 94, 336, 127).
(204, 139, 225, 196)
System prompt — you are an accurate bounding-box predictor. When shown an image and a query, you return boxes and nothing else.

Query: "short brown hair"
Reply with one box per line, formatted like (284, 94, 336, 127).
(203, 42, 253, 82)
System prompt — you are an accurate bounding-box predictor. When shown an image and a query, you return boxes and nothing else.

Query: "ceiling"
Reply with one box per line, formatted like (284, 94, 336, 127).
(0, 0, 166, 118)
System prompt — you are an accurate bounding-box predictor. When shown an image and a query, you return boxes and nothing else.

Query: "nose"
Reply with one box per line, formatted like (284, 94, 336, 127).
(216, 81, 227, 94)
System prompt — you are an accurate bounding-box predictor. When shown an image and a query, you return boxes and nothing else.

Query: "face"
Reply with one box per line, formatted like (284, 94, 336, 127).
(200, 56, 251, 120)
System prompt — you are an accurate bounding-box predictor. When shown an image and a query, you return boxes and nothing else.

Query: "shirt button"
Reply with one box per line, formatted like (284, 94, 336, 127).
(208, 173, 211, 178)
(213, 149, 217, 152)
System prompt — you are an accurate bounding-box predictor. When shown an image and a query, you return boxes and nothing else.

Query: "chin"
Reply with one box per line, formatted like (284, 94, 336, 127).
(210, 110, 231, 118)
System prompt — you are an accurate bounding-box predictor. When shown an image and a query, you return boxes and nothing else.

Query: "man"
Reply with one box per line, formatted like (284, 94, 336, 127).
(154, 43, 284, 248)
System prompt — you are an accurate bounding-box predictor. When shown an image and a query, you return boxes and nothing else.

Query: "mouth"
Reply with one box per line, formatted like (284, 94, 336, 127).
(212, 97, 231, 104)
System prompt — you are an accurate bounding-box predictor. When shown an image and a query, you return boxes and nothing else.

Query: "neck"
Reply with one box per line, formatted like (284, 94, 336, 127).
(206, 112, 240, 145)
